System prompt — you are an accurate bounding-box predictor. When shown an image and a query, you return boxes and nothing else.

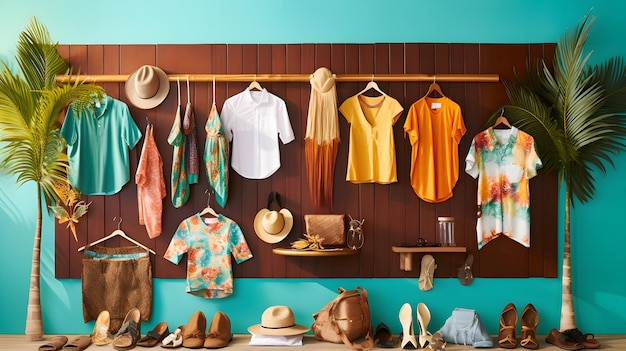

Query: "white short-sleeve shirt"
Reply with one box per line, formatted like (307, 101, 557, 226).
(221, 89, 295, 179)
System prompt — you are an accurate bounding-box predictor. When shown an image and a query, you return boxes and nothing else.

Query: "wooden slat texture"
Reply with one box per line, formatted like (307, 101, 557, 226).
(55, 43, 558, 279)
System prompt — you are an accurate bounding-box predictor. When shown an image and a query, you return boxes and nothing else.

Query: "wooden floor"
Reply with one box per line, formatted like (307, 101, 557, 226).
(4, 334, 625, 350)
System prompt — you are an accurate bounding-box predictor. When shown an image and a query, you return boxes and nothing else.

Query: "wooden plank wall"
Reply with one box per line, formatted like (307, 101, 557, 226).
(54, 43, 558, 279)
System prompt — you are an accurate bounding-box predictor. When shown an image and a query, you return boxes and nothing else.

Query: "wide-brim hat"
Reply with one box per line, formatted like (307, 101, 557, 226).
(125, 65, 170, 109)
(248, 306, 310, 336)
(253, 208, 293, 244)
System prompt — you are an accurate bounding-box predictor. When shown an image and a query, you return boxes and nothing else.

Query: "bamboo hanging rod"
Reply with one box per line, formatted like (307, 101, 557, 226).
(56, 73, 499, 84)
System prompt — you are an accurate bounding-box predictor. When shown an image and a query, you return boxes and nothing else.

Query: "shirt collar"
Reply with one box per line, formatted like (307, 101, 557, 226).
(245, 88, 269, 105)
(94, 94, 110, 117)
(486, 126, 518, 150)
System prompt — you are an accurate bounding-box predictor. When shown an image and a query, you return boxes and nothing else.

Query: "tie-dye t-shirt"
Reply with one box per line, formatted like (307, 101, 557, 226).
(465, 127, 542, 249)
(164, 213, 252, 298)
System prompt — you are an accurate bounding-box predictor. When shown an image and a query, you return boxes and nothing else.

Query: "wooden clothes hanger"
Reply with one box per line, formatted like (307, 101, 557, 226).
(247, 75, 263, 91)
(78, 218, 156, 254)
(425, 75, 445, 98)
(357, 75, 386, 96)
(199, 189, 219, 218)
(493, 108, 512, 129)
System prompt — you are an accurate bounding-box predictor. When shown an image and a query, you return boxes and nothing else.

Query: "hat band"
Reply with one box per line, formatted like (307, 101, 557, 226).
(262, 222, 284, 235)
(261, 324, 296, 329)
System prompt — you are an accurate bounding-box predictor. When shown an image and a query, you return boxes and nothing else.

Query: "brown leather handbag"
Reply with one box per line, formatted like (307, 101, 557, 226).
(304, 214, 345, 246)
(312, 286, 374, 351)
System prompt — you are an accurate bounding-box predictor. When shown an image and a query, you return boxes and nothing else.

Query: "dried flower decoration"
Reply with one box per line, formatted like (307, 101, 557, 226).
(49, 179, 91, 241)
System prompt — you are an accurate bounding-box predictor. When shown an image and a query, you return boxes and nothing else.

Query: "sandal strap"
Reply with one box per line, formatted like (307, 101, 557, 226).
(139, 330, 163, 341)
(115, 321, 130, 337)
(520, 335, 538, 347)
(562, 328, 594, 342)
(499, 334, 516, 345)
(500, 323, 516, 330)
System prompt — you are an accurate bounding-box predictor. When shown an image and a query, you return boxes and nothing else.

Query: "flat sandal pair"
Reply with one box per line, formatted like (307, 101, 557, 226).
(499, 303, 539, 349)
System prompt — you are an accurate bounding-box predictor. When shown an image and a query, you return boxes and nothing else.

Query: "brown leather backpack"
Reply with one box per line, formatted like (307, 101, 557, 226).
(312, 286, 374, 351)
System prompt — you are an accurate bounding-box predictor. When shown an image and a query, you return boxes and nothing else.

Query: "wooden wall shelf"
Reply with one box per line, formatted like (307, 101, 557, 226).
(391, 246, 467, 271)
(273, 248, 360, 257)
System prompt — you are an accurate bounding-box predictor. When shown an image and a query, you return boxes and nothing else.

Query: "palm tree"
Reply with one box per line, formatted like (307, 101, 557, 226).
(488, 12, 626, 333)
(0, 18, 103, 341)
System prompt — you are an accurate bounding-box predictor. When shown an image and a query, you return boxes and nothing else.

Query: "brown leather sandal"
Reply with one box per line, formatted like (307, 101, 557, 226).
(562, 328, 601, 349)
(137, 321, 169, 347)
(498, 303, 518, 349)
(545, 328, 584, 350)
(520, 304, 539, 349)
(112, 308, 141, 350)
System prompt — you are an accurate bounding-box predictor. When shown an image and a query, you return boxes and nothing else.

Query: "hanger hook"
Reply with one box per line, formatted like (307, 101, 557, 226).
(500, 108, 505, 117)
(433, 74, 436, 84)
(113, 217, 123, 230)
(371, 74, 374, 82)
(205, 189, 212, 208)
(145, 116, 150, 125)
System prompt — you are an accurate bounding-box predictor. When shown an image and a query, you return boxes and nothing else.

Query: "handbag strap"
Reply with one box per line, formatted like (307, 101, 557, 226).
(266, 191, 283, 210)
(328, 287, 374, 351)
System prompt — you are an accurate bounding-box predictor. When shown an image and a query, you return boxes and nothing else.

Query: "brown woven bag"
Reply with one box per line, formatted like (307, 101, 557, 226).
(312, 286, 374, 351)
(304, 214, 345, 246)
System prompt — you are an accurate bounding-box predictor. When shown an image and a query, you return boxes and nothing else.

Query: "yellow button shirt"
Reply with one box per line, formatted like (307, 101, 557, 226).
(403, 96, 466, 202)
(339, 94, 404, 184)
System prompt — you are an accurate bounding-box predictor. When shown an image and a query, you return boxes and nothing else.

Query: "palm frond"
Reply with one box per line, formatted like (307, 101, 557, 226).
(493, 11, 626, 205)
(0, 63, 36, 128)
(16, 17, 68, 91)
(0, 17, 103, 209)
(589, 56, 626, 112)
(490, 80, 566, 172)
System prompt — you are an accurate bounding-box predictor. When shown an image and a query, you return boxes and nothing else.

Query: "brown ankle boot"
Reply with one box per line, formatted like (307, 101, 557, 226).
(182, 311, 206, 348)
(204, 312, 232, 349)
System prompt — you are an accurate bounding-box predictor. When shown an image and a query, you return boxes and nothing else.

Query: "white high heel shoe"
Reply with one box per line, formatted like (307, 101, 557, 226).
(399, 303, 417, 349)
(417, 302, 433, 348)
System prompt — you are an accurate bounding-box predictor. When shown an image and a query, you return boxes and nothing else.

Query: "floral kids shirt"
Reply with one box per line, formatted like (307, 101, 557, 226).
(465, 127, 542, 249)
(164, 213, 253, 298)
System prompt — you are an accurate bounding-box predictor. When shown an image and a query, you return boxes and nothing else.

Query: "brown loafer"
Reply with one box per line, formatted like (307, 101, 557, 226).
(498, 303, 518, 349)
(562, 328, 601, 349)
(182, 311, 207, 348)
(520, 304, 539, 349)
(545, 328, 584, 350)
(204, 311, 232, 349)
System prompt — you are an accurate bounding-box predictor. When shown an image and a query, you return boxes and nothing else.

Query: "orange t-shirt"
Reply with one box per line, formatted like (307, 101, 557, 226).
(340, 94, 404, 184)
(403, 96, 466, 202)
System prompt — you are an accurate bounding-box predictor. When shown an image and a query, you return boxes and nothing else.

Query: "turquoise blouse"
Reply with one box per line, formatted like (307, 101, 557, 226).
(61, 95, 142, 195)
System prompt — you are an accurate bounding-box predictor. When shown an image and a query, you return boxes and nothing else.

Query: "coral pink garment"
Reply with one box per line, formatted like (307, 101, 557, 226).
(136, 124, 167, 238)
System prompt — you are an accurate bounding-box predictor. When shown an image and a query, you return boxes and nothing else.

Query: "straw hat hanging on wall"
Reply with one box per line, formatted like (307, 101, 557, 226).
(125, 65, 170, 109)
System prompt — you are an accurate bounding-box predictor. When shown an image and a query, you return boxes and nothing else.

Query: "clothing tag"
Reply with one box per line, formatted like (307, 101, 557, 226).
(95, 100, 101, 108)
(204, 218, 218, 225)
(431, 102, 442, 109)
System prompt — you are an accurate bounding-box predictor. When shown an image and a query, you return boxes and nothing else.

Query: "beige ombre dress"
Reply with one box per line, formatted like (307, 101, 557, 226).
(305, 67, 339, 209)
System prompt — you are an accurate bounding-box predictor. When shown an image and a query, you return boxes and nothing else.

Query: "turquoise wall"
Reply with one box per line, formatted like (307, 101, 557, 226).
(2, 0, 626, 337)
